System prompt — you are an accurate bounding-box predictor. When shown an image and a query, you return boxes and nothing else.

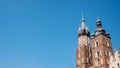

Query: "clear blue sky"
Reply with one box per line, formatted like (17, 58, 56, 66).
(0, 0, 120, 68)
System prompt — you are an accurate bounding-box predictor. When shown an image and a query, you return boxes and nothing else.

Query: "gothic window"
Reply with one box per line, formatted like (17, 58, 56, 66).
(105, 51, 110, 56)
(106, 41, 109, 47)
(107, 51, 109, 56)
(95, 51, 99, 57)
(97, 51, 100, 57)
(95, 41, 98, 47)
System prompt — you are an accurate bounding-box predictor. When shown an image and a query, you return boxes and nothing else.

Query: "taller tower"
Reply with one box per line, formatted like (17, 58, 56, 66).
(91, 18, 112, 68)
(76, 16, 92, 68)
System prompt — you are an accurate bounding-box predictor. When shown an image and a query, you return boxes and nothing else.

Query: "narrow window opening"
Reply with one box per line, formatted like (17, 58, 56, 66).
(107, 51, 109, 56)
(97, 51, 99, 57)
(95, 42, 98, 47)
(106, 41, 109, 47)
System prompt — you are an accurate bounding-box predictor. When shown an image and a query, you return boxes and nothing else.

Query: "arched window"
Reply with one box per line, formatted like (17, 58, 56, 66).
(97, 51, 100, 57)
(106, 41, 109, 47)
(107, 51, 109, 56)
(105, 51, 110, 56)
(95, 51, 99, 57)
(95, 41, 98, 47)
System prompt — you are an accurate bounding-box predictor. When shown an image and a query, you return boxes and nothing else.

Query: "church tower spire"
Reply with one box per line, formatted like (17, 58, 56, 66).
(78, 13, 90, 37)
(81, 13, 85, 29)
(76, 15, 92, 68)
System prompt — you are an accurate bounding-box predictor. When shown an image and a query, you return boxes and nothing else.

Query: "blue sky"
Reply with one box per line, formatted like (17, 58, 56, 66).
(0, 0, 120, 68)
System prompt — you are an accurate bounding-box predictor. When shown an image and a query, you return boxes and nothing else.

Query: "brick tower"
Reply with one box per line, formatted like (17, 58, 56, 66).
(91, 18, 112, 68)
(76, 16, 92, 68)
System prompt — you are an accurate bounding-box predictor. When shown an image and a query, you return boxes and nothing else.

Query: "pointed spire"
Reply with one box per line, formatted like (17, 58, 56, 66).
(78, 13, 90, 37)
(81, 12, 85, 29)
(96, 16, 102, 28)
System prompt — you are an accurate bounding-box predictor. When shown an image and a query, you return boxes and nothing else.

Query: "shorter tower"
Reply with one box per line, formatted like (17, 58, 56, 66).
(91, 18, 112, 68)
(76, 16, 92, 68)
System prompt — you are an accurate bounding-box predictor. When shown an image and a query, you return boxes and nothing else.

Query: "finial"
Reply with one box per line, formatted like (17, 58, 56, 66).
(97, 16, 100, 22)
(82, 12, 84, 20)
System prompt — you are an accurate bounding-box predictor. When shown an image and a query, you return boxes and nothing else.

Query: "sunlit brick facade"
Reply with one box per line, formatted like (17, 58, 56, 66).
(76, 16, 120, 68)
